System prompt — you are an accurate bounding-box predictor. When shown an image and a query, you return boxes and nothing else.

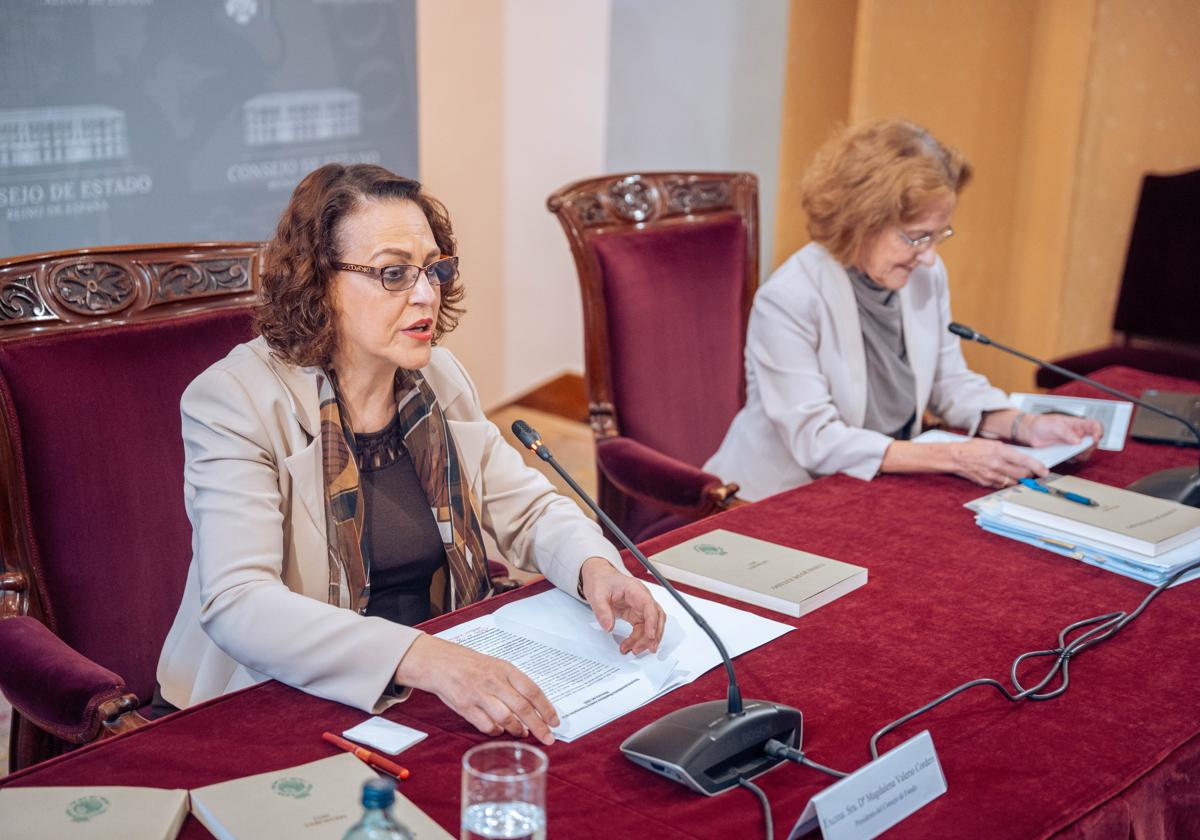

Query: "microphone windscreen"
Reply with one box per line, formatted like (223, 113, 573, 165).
(948, 322, 976, 341)
(511, 419, 540, 450)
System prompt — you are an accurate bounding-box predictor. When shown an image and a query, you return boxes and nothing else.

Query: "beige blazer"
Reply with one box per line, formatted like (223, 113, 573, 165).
(157, 338, 622, 713)
(704, 242, 1011, 501)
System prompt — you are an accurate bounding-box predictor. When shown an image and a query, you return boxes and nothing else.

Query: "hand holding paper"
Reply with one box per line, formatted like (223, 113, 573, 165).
(579, 556, 667, 655)
(1023, 412, 1104, 453)
(913, 429, 1095, 470)
(395, 633, 561, 745)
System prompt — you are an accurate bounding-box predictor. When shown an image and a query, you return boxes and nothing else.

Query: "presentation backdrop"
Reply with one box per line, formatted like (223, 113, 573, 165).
(0, 0, 418, 257)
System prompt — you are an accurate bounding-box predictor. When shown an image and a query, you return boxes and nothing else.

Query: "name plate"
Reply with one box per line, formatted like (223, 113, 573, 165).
(787, 730, 947, 840)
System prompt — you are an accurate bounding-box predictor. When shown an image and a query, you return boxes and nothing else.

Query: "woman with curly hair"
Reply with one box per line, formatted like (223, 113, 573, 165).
(705, 119, 1101, 500)
(155, 163, 664, 745)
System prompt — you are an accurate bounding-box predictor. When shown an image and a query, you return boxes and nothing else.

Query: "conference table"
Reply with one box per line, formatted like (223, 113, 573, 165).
(3, 367, 1199, 838)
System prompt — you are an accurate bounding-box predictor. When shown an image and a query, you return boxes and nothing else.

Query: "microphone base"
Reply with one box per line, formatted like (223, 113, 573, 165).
(620, 699, 802, 796)
(1127, 466, 1200, 508)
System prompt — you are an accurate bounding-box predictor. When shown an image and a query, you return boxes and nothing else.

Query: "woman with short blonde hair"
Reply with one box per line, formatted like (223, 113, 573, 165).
(705, 119, 1099, 499)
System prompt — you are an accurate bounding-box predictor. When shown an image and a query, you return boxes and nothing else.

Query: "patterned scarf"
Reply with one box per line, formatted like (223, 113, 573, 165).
(317, 368, 492, 616)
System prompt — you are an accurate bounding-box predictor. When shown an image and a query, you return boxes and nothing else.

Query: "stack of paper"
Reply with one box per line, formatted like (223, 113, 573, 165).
(436, 584, 793, 741)
(967, 475, 1200, 586)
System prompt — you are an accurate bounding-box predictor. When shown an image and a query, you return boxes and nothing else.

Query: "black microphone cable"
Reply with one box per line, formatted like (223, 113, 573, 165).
(765, 738, 848, 779)
(737, 776, 773, 840)
(761, 556, 1200, 797)
(867, 556, 1200, 759)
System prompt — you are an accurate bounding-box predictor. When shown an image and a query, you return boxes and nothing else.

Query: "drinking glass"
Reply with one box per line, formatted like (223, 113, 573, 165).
(460, 741, 548, 840)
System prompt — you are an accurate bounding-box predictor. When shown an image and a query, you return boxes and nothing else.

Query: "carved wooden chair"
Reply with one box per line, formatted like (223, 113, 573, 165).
(0, 243, 261, 771)
(1038, 167, 1200, 388)
(0, 240, 524, 771)
(547, 173, 759, 542)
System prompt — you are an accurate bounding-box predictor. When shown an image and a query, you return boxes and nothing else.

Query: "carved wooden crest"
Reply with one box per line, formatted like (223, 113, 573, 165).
(0, 242, 263, 339)
(50, 261, 137, 316)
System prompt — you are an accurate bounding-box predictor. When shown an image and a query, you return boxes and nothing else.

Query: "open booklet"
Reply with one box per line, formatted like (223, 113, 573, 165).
(1009, 392, 1131, 451)
(436, 583, 793, 741)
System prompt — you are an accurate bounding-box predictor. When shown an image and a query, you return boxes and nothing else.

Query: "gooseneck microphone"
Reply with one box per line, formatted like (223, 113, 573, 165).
(949, 322, 1200, 507)
(510, 419, 743, 714)
(511, 419, 802, 796)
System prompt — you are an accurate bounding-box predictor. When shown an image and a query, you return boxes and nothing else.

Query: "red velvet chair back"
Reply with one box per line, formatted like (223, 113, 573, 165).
(547, 173, 758, 539)
(0, 243, 260, 767)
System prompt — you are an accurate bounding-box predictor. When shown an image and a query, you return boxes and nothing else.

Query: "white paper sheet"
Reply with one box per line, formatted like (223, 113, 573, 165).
(342, 716, 427, 755)
(435, 584, 793, 741)
(911, 429, 1094, 469)
(1009, 392, 1131, 451)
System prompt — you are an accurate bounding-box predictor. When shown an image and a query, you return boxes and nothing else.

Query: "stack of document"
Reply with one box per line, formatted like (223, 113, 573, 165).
(967, 475, 1200, 586)
(436, 584, 793, 741)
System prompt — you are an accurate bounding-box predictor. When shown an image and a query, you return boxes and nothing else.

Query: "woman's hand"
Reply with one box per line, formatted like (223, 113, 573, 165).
(1023, 413, 1104, 455)
(949, 438, 1048, 488)
(395, 634, 560, 745)
(579, 557, 666, 656)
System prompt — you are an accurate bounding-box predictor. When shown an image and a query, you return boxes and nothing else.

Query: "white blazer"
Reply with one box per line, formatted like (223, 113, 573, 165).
(704, 242, 1011, 501)
(157, 338, 623, 713)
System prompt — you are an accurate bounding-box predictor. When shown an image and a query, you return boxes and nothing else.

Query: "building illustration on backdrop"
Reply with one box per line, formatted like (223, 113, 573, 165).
(0, 106, 129, 168)
(242, 89, 361, 146)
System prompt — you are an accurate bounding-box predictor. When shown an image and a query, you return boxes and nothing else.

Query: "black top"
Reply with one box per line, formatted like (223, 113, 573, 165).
(355, 414, 447, 626)
(149, 414, 448, 720)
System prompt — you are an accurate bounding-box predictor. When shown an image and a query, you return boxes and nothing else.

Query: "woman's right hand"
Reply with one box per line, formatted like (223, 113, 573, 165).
(949, 438, 1048, 488)
(395, 634, 559, 745)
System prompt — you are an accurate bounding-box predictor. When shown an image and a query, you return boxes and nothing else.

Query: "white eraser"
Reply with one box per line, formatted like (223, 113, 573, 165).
(342, 717, 427, 755)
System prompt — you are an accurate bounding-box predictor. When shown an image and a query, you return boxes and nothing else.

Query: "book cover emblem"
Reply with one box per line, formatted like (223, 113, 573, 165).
(271, 777, 313, 799)
(693, 543, 727, 556)
(65, 795, 110, 823)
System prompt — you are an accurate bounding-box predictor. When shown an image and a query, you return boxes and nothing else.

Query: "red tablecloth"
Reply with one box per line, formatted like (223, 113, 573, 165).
(4, 367, 1199, 838)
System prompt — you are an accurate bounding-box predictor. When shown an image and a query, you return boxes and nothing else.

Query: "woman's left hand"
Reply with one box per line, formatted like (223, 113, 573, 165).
(579, 557, 667, 656)
(1024, 413, 1105, 455)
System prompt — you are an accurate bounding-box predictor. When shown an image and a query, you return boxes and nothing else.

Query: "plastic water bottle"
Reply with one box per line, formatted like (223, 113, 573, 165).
(343, 778, 415, 840)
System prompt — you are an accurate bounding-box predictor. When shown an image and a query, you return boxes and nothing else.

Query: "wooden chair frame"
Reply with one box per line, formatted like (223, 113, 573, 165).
(546, 172, 759, 526)
(0, 241, 263, 768)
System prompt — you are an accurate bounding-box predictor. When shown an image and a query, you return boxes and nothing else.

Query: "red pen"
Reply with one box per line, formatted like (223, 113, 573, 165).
(322, 731, 411, 780)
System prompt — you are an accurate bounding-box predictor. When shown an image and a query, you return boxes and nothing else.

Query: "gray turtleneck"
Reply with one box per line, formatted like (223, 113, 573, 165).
(848, 267, 917, 440)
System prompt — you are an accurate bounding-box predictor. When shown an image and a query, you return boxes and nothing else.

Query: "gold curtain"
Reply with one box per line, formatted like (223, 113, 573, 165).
(775, 0, 1200, 392)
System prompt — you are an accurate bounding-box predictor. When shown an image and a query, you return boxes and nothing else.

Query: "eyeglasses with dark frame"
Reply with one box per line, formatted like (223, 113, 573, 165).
(334, 255, 459, 292)
(896, 226, 954, 252)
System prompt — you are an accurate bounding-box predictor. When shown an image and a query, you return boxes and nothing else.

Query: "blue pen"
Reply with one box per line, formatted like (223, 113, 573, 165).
(1018, 477, 1099, 507)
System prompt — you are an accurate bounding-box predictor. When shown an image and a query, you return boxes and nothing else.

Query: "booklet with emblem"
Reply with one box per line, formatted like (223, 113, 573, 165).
(999, 475, 1200, 556)
(0, 785, 188, 839)
(189, 752, 452, 839)
(648, 529, 867, 618)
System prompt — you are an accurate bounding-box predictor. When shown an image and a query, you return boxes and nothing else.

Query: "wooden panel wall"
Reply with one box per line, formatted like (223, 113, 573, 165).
(775, 0, 1200, 393)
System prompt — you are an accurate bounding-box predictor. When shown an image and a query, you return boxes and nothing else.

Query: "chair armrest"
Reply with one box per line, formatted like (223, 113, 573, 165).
(487, 559, 525, 594)
(0, 569, 28, 617)
(596, 436, 739, 518)
(0, 616, 142, 744)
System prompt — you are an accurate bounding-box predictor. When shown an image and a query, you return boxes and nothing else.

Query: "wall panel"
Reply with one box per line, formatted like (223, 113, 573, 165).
(776, 0, 1200, 394)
